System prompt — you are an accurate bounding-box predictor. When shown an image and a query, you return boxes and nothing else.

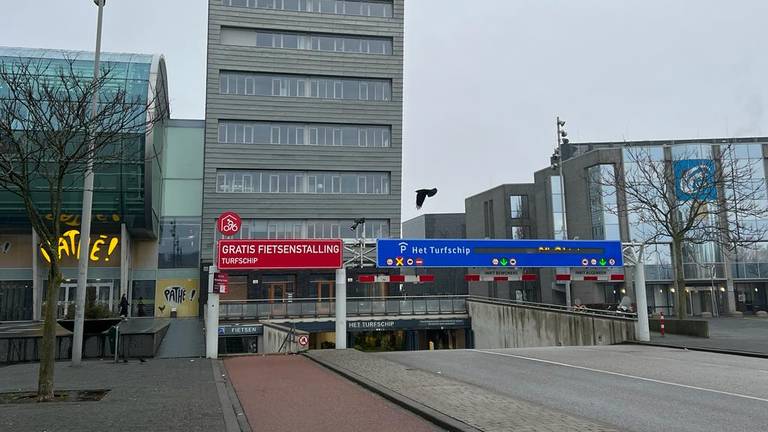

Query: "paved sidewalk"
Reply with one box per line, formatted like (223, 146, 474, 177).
(648, 317, 768, 355)
(0, 358, 227, 432)
(307, 350, 620, 432)
(224, 355, 441, 432)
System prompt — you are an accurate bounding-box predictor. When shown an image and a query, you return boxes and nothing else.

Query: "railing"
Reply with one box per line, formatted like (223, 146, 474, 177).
(468, 296, 638, 320)
(219, 295, 469, 320)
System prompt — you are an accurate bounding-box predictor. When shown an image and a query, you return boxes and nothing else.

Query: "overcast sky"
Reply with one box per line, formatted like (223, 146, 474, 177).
(2, 1, 766, 223)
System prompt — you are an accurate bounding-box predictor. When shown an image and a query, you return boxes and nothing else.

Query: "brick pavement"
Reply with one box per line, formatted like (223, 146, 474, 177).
(224, 355, 441, 432)
(307, 350, 621, 432)
(0, 358, 227, 432)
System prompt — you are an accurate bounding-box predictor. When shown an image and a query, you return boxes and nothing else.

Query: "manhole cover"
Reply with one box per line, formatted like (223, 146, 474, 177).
(0, 389, 110, 404)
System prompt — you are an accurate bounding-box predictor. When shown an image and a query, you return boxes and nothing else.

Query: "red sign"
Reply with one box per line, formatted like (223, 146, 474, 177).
(217, 212, 241, 236)
(217, 239, 343, 270)
(298, 335, 309, 347)
(213, 273, 229, 294)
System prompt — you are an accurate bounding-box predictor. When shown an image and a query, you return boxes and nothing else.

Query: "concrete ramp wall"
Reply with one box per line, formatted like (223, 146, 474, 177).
(262, 323, 309, 354)
(468, 299, 636, 349)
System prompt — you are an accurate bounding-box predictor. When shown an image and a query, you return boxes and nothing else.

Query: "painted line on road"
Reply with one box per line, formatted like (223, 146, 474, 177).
(472, 349, 768, 404)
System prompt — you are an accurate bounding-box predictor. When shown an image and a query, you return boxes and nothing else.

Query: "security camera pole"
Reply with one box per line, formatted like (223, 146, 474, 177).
(72, 0, 106, 366)
(553, 117, 571, 307)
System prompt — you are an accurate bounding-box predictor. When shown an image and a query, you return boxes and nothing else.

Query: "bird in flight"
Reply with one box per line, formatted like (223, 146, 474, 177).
(415, 188, 438, 210)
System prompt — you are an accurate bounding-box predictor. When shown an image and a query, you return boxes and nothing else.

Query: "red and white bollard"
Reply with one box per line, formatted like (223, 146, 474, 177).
(660, 312, 665, 337)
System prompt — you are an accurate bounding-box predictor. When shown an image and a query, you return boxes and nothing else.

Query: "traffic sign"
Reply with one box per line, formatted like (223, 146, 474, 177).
(218, 239, 343, 270)
(376, 239, 623, 268)
(298, 335, 309, 347)
(217, 212, 242, 236)
(213, 273, 229, 294)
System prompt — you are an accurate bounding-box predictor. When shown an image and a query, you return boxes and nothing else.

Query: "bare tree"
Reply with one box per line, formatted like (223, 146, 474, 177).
(0, 55, 165, 401)
(599, 144, 768, 319)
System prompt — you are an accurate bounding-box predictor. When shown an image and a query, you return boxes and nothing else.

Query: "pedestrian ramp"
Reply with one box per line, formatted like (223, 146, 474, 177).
(156, 318, 205, 358)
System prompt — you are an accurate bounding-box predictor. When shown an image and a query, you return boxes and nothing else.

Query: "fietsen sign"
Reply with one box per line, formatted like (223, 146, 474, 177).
(217, 239, 343, 270)
(217, 212, 241, 236)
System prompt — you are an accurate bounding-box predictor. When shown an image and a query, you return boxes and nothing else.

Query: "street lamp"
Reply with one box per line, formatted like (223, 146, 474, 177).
(72, 0, 106, 366)
(551, 116, 572, 306)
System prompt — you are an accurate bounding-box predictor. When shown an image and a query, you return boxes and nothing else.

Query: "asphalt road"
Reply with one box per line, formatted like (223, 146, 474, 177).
(379, 345, 768, 432)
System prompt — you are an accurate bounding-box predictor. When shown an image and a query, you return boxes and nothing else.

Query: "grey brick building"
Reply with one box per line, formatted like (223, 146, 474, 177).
(202, 0, 404, 306)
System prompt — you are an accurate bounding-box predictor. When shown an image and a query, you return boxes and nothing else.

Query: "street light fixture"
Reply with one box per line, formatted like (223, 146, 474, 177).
(72, 0, 106, 366)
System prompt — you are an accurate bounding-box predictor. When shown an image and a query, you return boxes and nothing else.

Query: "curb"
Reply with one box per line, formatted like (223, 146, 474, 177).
(626, 342, 768, 359)
(304, 352, 481, 432)
(212, 359, 252, 432)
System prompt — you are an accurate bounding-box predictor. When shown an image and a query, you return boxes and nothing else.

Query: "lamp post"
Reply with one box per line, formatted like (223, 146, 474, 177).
(551, 117, 571, 306)
(72, 0, 106, 366)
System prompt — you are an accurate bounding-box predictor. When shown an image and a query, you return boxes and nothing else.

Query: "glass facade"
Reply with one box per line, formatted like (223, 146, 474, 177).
(215, 218, 389, 241)
(216, 170, 390, 195)
(221, 27, 392, 55)
(219, 72, 391, 101)
(550, 176, 567, 240)
(158, 217, 201, 269)
(0, 48, 156, 229)
(222, 0, 394, 17)
(587, 165, 620, 240)
(218, 121, 390, 147)
(509, 195, 527, 219)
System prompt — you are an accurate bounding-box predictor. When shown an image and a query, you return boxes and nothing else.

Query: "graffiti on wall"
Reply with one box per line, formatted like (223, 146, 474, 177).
(155, 278, 199, 318)
(45, 213, 121, 227)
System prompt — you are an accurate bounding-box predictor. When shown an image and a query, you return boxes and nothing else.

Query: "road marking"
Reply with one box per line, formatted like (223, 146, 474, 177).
(472, 349, 768, 403)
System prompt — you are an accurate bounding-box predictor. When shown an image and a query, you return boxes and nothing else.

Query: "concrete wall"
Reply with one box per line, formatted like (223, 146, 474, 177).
(262, 323, 309, 354)
(468, 298, 635, 349)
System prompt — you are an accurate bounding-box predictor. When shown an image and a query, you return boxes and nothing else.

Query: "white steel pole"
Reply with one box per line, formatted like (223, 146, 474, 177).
(72, 0, 105, 366)
(205, 264, 220, 359)
(634, 245, 650, 342)
(335, 267, 347, 349)
(557, 117, 571, 308)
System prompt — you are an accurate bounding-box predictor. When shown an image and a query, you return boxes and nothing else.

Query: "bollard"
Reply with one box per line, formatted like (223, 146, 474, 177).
(660, 312, 665, 337)
(429, 341, 434, 350)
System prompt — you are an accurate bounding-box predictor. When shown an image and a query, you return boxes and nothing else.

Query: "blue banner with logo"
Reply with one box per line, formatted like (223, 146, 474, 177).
(674, 159, 716, 201)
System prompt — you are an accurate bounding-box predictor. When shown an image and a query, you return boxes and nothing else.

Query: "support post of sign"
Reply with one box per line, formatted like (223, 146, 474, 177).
(565, 280, 572, 309)
(335, 267, 347, 349)
(627, 243, 650, 342)
(206, 264, 219, 359)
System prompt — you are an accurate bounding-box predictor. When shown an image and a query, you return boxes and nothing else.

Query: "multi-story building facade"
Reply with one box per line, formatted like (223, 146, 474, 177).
(203, 0, 405, 350)
(0, 47, 206, 321)
(468, 137, 768, 317)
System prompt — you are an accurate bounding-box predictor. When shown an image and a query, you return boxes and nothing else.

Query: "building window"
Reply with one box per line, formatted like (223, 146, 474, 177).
(587, 165, 619, 240)
(510, 225, 528, 239)
(483, 200, 495, 238)
(222, 27, 393, 55)
(220, 72, 391, 102)
(158, 217, 201, 268)
(222, 0, 394, 18)
(215, 219, 390, 241)
(218, 121, 390, 148)
(509, 195, 528, 219)
(216, 170, 389, 195)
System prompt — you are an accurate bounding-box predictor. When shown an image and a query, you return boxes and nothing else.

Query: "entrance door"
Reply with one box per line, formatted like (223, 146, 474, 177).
(58, 282, 115, 318)
(267, 283, 288, 302)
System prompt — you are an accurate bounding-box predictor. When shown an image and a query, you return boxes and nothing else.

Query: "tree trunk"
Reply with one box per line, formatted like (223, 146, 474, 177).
(37, 260, 62, 401)
(671, 238, 688, 319)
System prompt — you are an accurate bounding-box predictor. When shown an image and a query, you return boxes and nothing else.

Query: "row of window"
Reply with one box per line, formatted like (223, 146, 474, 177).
(221, 28, 392, 55)
(220, 72, 391, 101)
(218, 121, 391, 147)
(215, 218, 390, 241)
(216, 170, 390, 195)
(222, 0, 393, 18)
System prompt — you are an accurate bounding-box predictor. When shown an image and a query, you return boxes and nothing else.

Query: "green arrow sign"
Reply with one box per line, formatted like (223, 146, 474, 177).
(500, 258, 508, 266)
(599, 258, 607, 266)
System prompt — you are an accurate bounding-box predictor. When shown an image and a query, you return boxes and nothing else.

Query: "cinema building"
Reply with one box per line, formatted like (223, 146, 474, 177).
(0, 47, 205, 322)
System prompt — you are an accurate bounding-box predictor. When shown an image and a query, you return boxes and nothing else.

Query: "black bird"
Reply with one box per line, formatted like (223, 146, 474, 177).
(415, 188, 438, 210)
